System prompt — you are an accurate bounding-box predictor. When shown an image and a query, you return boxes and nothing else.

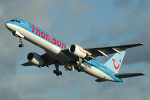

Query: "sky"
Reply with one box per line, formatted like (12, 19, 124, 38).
(0, 0, 150, 100)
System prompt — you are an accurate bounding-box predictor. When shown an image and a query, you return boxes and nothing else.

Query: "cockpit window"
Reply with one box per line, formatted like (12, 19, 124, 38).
(11, 20, 20, 23)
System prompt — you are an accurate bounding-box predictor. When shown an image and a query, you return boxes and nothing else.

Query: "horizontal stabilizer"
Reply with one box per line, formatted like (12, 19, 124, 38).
(114, 73, 145, 78)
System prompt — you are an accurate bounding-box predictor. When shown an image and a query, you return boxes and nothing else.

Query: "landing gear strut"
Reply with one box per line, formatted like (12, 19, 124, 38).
(19, 38, 24, 48)
(12, 31, 24, 48)
(76, 67, 82, 72)
(53, 62, 62, 76)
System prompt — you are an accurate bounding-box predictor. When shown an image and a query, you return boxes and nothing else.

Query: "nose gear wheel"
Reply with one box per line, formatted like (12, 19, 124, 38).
(19, 38, 24, 48)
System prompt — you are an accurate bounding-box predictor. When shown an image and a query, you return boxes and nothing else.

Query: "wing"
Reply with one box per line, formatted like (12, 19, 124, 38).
(85, 43, 143, 58)
(114, 73, 145, 78)
(62, 43, 143, 63)
(22, 53, 55, 66)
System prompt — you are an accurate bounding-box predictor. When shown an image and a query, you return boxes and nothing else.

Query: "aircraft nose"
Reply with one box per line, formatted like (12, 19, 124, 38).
(6, 22, 10, 28)
(5, 22, 13, 31)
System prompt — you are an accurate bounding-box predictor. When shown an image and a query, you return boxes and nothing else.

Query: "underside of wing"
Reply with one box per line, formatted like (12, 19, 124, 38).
(85, 43, 143, 58)
(114, 73, 145, 78)
(22, 62, 34, 66)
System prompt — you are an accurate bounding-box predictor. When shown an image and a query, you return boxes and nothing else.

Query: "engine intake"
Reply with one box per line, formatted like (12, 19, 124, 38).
(27, 52, 44, 66)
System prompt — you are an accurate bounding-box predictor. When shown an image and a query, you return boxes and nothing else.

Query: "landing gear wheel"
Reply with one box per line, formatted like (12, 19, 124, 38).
(59, 71, 62, 75)
(53, 70, 57, 74)
(19, 44, 24, 48)
(53, 62, 62, 76)
(53, 70, 62, 76)
(56, 73, 59, 76)
(19, 38, 24, 48)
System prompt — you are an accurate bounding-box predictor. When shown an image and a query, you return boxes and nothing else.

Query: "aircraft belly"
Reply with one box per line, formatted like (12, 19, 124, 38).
(80, 64, 115, 81)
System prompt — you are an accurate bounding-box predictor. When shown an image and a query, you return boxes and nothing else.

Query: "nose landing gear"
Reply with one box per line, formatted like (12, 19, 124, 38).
(12, 31, 24, 48)
(19, 44, 24, 48)
(19, 38, 24, 48)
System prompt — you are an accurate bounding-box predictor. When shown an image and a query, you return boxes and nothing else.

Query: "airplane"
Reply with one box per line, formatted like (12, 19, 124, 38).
(5, 18, 144, 82)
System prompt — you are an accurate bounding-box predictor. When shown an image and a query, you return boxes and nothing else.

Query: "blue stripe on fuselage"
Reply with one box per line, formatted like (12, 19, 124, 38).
(9, 19, 70, 49)
(86, 59, 123, 82)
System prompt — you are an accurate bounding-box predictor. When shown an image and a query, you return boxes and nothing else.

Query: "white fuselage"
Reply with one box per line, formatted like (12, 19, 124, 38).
(6, 22, 115, 82)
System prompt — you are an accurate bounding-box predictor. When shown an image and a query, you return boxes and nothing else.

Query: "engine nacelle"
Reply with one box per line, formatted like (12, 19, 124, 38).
(27, 52, 44, 66)
(69, 44, 91, 59)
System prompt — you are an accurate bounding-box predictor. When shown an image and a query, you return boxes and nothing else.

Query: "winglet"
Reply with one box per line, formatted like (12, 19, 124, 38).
(139, 42, 143, 45)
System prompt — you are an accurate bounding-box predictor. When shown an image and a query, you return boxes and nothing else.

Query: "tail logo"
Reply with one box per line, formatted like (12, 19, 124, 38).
(112, 59, 121, 70)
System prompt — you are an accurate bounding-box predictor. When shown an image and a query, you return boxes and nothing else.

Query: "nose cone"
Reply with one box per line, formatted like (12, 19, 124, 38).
(5, 22, 13, 31)
(5, 22, 10, 28)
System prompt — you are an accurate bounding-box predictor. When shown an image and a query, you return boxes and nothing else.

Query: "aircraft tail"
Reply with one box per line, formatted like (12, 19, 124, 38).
(104, 51, 126, 74)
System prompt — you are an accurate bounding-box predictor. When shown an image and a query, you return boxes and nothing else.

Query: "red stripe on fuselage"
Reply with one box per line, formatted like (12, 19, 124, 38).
(30, 23, 66, 49)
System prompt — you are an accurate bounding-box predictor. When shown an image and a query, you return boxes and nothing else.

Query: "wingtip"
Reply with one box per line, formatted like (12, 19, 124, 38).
(141, 73, 145, 75)
(139, 42, 143, 45)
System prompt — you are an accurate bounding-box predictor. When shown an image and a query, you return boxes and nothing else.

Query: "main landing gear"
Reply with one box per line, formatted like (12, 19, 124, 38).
(53, 62, 62, 76)
(19, 38, 24, 48)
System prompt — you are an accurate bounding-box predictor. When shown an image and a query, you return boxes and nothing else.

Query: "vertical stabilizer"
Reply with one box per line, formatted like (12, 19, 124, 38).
(104, 51, 126, 74)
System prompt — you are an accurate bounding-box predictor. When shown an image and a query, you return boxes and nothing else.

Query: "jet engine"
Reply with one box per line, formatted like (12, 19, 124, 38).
(69, 44, 91, 59)
(27, 52, 44, 66)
